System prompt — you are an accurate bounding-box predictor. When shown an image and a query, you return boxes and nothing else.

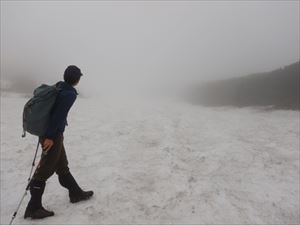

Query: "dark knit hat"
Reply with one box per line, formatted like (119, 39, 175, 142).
(64, 65, 83, 85)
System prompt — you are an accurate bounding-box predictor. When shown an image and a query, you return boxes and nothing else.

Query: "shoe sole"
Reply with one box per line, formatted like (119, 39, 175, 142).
(70, 195, 93, 203)
(24, 212, 54, 219)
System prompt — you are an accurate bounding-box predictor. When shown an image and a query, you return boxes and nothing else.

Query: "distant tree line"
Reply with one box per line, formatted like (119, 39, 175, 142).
(1, 74, 38, 94)
(187, 61, 299, 110)
(1, 74, 88, 98)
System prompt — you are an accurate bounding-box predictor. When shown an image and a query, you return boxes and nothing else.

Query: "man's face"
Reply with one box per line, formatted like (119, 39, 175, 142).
(73, 77, 81, 87)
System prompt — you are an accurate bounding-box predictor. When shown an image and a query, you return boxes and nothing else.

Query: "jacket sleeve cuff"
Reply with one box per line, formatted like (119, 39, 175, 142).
(44, 131, 56, 140)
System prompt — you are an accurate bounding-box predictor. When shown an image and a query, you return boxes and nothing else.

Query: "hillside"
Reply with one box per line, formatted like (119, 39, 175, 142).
(188, 61, 300, 110)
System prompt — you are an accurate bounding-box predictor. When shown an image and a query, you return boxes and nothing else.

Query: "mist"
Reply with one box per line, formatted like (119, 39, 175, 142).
(1, 2, 300, 224)
(1, 1, 299, 98)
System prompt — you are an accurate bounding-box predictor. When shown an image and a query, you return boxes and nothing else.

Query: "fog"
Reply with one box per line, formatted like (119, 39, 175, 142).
(1, 1, 299, 97)
(1, 2, 300, 223)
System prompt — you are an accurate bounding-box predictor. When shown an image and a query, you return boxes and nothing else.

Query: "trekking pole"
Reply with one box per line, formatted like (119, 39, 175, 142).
(27, 140, 40, 184)
(9, 139, 40, 225)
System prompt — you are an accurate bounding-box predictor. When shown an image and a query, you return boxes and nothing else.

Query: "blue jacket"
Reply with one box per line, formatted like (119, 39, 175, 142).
(45, 81, 78, 139)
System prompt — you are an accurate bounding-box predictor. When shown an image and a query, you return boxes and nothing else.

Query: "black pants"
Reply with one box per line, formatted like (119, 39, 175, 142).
(33, 133, 70, 181)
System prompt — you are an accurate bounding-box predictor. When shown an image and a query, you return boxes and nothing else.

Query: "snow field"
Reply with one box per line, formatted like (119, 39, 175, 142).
(1, 94, 299, 224)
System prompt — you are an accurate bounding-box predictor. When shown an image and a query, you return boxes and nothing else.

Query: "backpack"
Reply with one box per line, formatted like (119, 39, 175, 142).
(22, 84, 61, 137)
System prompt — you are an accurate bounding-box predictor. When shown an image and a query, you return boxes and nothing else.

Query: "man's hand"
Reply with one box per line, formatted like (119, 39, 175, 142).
(43, 139, 54, 152)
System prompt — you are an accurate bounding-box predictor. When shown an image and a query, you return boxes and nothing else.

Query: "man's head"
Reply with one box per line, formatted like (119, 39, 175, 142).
(64, 65, 83, 86)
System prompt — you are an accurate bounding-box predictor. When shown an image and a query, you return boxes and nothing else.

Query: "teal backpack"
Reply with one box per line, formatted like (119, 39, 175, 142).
(22, 84, 61, 137)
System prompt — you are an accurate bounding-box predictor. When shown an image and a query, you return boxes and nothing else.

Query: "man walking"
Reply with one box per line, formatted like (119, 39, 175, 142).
(24, 65, 94, 219)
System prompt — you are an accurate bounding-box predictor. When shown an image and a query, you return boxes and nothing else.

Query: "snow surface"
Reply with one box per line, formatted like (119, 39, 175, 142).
(1, 93, 299, 224)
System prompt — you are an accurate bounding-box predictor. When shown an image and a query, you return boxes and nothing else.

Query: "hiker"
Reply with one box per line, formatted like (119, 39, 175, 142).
(24, 65, 94, 219)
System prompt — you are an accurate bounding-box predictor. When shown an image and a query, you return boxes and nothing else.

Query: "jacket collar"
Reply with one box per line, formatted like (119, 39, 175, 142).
(56, 81, 78, 95)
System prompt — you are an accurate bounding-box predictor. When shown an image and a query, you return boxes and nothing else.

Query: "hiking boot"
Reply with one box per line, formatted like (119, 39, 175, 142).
(24, 206, 54, 219)
(58, 172, 94, 203)
(24, 179, 54, 219)
(70, 190, 94, 203)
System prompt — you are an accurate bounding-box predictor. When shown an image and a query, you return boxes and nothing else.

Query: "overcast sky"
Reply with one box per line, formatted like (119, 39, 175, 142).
(1, 1, 299, 96)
